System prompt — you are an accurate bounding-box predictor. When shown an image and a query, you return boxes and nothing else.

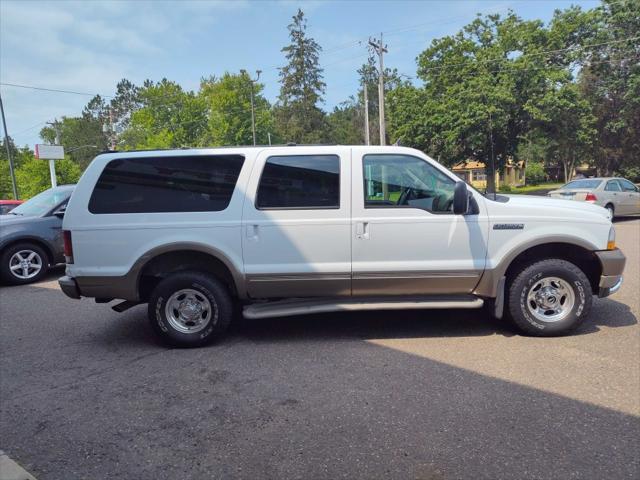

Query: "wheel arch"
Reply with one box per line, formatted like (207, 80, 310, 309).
(134, 243, 245, 302)
(475, 238, 603, 297)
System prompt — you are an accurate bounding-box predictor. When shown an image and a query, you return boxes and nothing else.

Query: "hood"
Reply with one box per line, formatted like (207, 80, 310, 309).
(0, 214, 33, 227)
(501, 194, 611, 220)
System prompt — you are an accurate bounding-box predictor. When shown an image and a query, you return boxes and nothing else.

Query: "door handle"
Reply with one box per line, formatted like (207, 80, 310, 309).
(356, 222, 370, 240)
(246, 224, 259, 241)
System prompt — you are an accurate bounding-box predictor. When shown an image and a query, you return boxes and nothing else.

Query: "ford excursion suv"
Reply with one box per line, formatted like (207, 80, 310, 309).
(58, 146, 625, 346)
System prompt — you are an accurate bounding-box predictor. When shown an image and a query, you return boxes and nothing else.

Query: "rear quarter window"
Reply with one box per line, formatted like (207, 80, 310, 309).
(89, 155, 244, 214)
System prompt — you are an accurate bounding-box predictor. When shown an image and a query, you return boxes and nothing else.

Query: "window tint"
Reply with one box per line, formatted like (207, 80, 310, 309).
(363, 154, 455, 213)
(619, 179, 638, 192)
(256, 155, 340, 209)
(89, 155, 244, 214)
(561, 179, 602, 190)
(605, 180, 622, 192)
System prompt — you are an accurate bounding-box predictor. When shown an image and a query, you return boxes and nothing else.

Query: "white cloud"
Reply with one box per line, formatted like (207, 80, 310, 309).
(0, 0, 253, 146)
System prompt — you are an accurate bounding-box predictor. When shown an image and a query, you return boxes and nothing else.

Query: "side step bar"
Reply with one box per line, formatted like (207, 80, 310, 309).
(243, 295, 484, 320)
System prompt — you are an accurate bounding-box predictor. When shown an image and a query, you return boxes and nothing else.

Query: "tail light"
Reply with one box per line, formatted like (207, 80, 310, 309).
(63, 230, 74, 264)
(585, 192, 597, 202)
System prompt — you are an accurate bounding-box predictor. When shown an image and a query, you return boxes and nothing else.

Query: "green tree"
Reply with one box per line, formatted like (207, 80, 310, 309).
(200, 72, 274, 146)
(121, 79, 207, 149)
(527, 83, 596, 181)
(275, 9, 327, 143)
(40, 116, 107, 170)
(326, 99, 362, 145)
(1, 138, 33, 199)
(15, 156, 81, 199)
(388, 11, 572, 191)
(577, 0, 640, 175)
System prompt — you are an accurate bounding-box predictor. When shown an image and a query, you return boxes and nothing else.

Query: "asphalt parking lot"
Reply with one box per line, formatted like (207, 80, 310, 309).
(1, 218, 638, 480)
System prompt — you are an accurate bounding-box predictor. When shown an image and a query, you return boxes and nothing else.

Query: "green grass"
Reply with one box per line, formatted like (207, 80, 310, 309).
(498, 182, 563, 194)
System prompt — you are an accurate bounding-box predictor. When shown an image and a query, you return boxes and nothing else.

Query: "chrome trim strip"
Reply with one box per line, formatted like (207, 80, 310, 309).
(353, 271, 479, 280)
(243, 295, 484, 319)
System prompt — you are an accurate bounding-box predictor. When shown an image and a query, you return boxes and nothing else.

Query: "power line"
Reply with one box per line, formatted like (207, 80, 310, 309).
(0, 82, 114, 98)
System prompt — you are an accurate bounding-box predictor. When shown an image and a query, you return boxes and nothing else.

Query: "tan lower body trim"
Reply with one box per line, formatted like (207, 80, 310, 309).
(353, 271, 481, 296)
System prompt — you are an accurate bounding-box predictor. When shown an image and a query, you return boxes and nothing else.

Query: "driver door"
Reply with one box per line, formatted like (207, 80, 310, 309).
(351, 148, 489, 296)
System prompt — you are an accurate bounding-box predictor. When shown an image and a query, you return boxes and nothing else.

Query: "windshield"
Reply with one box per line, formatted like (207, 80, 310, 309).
(10, 188, 72, 217)
(561, 179, 602, 190)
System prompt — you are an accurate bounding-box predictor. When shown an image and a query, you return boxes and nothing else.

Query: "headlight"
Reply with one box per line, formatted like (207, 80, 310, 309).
(607, 225, 616, 250)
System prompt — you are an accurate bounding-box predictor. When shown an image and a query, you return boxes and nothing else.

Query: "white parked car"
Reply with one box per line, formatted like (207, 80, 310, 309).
(59, 146, 625, 346)
(548, 177, 640, 218)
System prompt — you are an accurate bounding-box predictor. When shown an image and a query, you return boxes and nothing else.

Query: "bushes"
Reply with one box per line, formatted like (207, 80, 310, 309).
(525, 162, 546, 185)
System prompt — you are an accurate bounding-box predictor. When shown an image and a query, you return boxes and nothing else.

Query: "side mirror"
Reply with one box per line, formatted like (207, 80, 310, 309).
(53, 206, 66, 218)
(453, 182, 469, 215)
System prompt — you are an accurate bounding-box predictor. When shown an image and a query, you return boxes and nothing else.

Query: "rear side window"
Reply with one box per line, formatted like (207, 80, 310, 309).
(256, 155, 340, 209)
(605, 180, 621, 192)
(89, 155, 244, 214)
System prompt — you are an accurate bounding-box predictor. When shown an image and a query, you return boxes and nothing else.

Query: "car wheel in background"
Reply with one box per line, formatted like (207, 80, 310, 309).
(605, 203, 615, 218)
(0, 243, 49, 285)
(506, 259, 592, 336)
(148, 271, 233, 347)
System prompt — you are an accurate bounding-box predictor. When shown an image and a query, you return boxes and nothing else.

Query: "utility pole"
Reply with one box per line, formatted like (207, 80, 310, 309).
(242, 69, 261, 146)
(108, 107, 116, 150)
(369, 33, 388, 146)
(46, 120, 61, 187)
(363, 82, 370, 145)
(0, 93, 18, 199)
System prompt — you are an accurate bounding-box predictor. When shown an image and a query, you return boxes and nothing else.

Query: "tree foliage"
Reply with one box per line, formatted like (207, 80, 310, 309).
(200, 72, 274, 146)
(275, 9, 328, 143)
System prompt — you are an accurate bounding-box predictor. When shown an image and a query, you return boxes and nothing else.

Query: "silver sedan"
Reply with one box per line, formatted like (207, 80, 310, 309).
(548, 177, 640, 218)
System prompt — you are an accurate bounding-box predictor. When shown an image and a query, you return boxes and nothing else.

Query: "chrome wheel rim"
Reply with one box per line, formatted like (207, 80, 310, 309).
(165, 288, 215, 334)
(9, 250, 43, 280)
(526, 276, 575, 323)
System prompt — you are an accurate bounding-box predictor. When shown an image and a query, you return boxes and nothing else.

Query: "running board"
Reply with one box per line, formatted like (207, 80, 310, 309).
(243, 295, 484, 320)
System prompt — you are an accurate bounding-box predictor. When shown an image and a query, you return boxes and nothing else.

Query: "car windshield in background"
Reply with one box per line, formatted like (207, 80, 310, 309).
(10, 188, 71, 217)
(561, 179, 602, 190)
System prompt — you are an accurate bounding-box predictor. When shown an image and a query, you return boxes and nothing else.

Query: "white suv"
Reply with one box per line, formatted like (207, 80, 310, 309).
(59, 146, 625, 346)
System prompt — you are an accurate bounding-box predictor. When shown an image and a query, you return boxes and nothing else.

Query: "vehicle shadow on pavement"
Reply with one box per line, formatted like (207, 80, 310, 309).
(96, 296, 636, 348)
(2, 288, 639, 479)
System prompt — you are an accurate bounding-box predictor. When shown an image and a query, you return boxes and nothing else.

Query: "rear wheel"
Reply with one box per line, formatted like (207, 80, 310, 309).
(148, 271, 233, 347)
(0, 243, 49, 285)
(605, 203, 615, 218)
(506, 259, 592, 336)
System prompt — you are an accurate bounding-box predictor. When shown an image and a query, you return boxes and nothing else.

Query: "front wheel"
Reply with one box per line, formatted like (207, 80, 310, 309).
(148, 271, 233, 347)
(506, 259, 592, 336)
(1, 243, 49, 285)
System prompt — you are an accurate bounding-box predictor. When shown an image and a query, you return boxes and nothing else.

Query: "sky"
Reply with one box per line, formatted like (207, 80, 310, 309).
(1, 0, 604, 149)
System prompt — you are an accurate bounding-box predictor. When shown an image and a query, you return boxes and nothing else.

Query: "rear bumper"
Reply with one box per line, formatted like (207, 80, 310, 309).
(595, 249, 626, 298)
(58, 275, 81, 300)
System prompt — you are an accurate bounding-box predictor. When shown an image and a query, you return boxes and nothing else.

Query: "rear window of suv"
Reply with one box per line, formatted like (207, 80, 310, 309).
(89, 155, 244, 214)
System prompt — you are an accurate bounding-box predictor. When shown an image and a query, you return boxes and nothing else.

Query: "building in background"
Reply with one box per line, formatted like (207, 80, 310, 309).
(452, 159, 525, 189)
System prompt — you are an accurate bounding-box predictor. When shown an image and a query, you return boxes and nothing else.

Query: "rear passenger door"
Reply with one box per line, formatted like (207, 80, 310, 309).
(604, 180, 624, 213)
(618, 179, 640, 214)
(241, 147, 351, 298)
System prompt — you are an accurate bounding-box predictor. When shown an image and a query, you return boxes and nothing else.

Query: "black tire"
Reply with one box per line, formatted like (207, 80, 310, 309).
(506, 259, 592, 336)
(0, 243, 49, 285)
(605, 203, 615, 218)
(148, 271, 233, 347)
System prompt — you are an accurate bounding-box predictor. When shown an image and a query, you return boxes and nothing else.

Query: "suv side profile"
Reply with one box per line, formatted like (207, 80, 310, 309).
(59, 146, 625, 346)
